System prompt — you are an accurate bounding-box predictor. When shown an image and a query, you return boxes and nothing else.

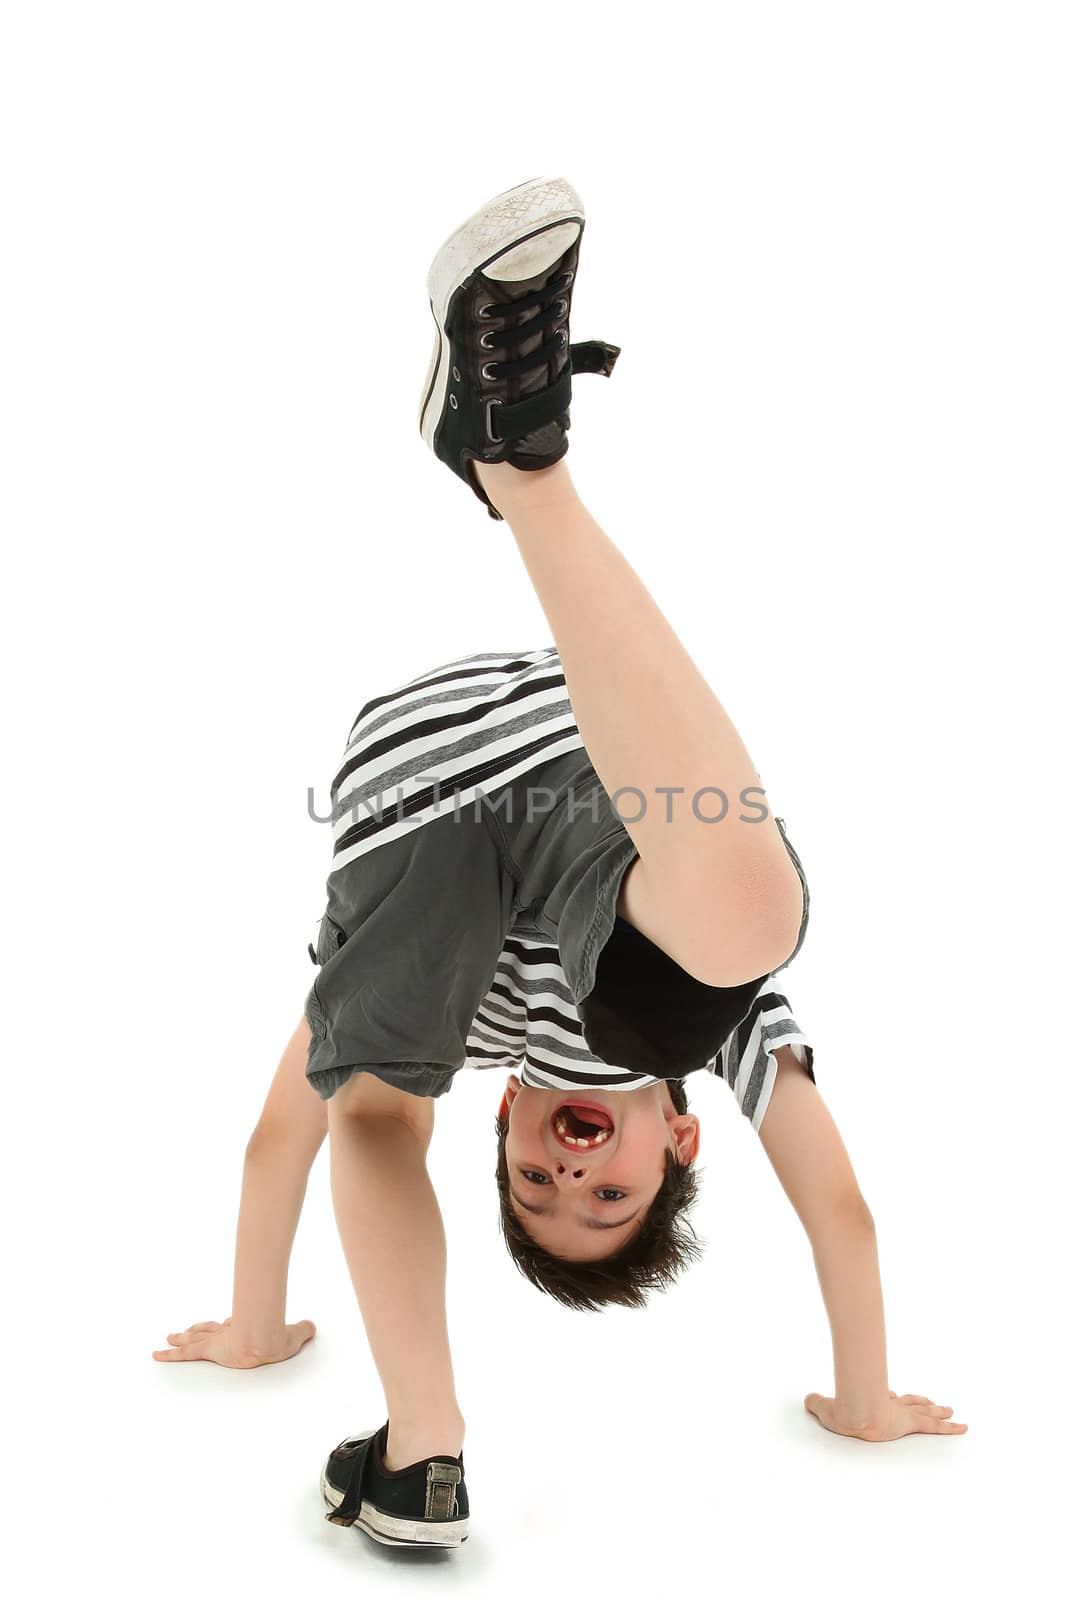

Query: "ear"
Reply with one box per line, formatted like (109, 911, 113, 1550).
(668, 1112, 700, 1165)
(498, 1073, 522, 1121)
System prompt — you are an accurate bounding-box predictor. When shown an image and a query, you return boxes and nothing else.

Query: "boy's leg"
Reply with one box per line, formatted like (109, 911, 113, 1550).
(310, 805, 512, 1474)
(476, 456, 804, 989)
(327, 1087, 465, 1471)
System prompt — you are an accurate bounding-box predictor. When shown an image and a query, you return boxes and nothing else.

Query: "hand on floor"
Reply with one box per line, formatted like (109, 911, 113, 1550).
(152, 1316, 317, 1368)
(804, 1389, 968, 1442)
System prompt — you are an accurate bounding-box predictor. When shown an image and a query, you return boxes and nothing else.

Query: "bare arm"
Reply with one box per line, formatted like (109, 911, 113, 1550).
(232, 1014, 328, 1349)
(758, 1048, 967, 1442)
(153, 1014, 326, 1367)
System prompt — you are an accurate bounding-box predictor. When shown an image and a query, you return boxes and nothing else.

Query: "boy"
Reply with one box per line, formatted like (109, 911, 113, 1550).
(153, 177, 966, 1550)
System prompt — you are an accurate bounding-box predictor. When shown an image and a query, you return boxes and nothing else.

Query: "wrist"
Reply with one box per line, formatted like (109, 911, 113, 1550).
(229, 1314, 288, 1355)
(833, 1392, 892, 1431)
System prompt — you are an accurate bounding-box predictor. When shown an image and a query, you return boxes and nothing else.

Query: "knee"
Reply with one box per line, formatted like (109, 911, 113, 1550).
(246, 1109, 328, 1163)
(244, 1119, 285, 1162)
(669, 853, 805, 989)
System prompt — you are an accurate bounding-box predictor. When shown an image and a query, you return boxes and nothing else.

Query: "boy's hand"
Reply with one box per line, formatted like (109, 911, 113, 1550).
(152, 1317, 316, 1369)
(804, 1389, 968, 1442)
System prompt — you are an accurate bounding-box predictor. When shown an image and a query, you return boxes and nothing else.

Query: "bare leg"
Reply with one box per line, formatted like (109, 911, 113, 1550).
(475, 457, 804, 987)
(326, 1088, 465, 1470)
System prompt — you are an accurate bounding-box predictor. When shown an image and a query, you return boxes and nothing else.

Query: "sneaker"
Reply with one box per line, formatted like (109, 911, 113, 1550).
(418, 175, 621, 520)
(320, 1421, 469, 1549)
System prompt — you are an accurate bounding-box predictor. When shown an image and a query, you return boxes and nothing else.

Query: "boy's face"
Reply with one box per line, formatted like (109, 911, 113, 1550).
(498, 1075, 700, 1261)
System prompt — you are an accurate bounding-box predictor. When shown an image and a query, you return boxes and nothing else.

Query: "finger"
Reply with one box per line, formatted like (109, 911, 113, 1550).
(804, 1392, 829, 1422)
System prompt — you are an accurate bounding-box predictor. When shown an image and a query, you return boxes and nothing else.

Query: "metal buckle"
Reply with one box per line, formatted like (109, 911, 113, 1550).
(485, 398, 503, 444)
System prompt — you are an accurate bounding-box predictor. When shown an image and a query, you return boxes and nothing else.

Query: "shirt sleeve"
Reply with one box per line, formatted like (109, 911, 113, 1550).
(706, 977, 815, 1134)
(464, 937, 532, 1074)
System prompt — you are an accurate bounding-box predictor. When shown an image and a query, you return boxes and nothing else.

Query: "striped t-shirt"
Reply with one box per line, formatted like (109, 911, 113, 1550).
(328, 648, 583, 872)
(317, 647, 814, 1133)
(467, 934, 812, 1135)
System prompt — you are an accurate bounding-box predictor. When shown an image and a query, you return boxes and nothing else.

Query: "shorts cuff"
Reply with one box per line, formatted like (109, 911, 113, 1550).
(574, 829, 640, 1006)
(307, 1059, 458, 1102)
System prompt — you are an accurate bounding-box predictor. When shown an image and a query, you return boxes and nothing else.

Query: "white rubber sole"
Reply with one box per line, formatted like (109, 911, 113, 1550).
(320, 1463, 470, 1550)
(417, 175, 585, 453)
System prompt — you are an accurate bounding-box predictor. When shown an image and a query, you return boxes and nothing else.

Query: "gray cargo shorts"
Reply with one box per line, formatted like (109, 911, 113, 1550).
(304, 746, 809, 1101)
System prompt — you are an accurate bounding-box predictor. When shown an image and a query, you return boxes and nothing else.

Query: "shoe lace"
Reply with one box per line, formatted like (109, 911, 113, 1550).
(478, 272, 572, 382)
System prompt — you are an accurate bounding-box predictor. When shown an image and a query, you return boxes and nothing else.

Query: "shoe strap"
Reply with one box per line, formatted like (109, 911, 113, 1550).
(493, 370, 572, 443)
(491, 340, 621, 443)
(569, 338, 621, 376)
(323, 1431, 376, 1527)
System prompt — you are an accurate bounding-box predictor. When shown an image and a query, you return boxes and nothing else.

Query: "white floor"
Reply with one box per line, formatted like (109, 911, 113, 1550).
(21, 1052, 1058, 1598)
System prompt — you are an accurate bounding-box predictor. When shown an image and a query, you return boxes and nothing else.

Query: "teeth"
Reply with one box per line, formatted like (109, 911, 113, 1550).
(553, 1114, 609, 1148)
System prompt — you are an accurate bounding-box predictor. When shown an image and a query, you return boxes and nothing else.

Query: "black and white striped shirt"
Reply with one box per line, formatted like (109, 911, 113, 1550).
(469, 935, 812, 1133)
(320, 648, 814, 1131)
(329, 649, 583, 871)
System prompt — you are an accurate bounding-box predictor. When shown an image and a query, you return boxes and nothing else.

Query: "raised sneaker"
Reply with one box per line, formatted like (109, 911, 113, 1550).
(418, 175, 621, 519)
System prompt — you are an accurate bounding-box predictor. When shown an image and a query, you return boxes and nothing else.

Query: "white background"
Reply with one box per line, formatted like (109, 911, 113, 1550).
(3, 2, 1064, 1594)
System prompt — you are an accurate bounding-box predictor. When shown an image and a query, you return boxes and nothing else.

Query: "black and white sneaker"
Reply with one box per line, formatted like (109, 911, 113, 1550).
(321, 1422, 469, 1550)
(418, 175, 621, 520)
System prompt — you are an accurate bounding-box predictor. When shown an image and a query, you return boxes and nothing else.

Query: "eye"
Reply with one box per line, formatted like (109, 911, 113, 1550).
(519, 1171, 627, 1202)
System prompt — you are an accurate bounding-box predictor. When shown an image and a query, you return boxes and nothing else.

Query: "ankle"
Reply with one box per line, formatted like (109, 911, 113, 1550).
(474, 456, 577, 514)
(383, 1413, 466, 1471)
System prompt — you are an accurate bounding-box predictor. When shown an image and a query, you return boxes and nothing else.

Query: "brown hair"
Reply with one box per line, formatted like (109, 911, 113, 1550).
(493, 1079, 704, 1311)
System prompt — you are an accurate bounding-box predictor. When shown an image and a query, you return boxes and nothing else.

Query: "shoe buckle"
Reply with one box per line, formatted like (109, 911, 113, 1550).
(485, 397, 503, 444)
(424, 1461, 462, 1521)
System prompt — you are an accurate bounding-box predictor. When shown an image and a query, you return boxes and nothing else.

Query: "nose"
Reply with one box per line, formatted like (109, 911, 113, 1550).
(555, 1158, 591, 1180)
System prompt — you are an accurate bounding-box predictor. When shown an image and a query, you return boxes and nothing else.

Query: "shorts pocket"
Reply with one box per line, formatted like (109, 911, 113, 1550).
(305, 982, 329, 1040)
(312, 912, 347, 968)
(305, 913, 348, 1039)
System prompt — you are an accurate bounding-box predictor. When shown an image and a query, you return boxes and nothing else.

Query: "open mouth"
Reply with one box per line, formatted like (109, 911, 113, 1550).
(551, 1099, 615, 1150)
